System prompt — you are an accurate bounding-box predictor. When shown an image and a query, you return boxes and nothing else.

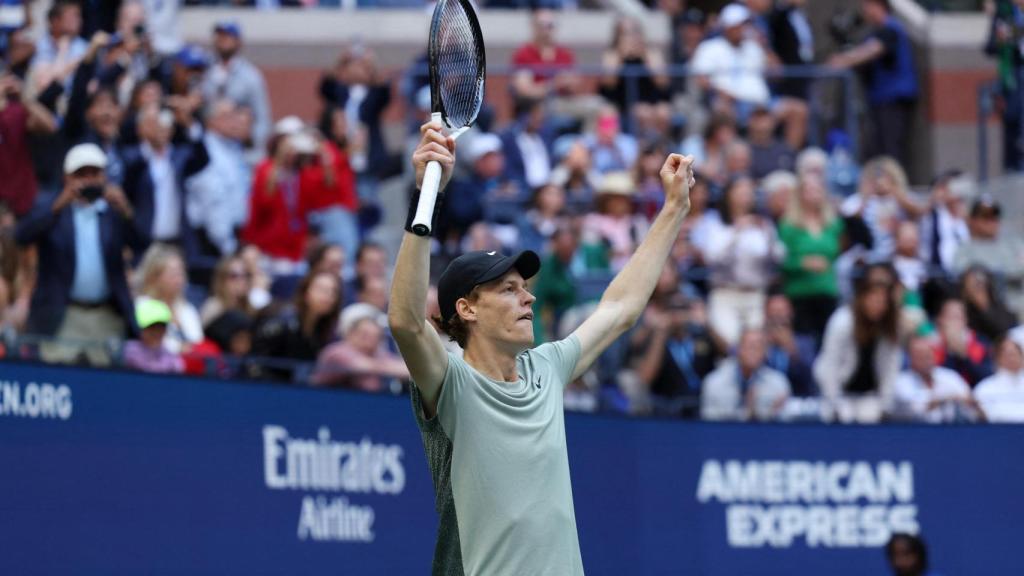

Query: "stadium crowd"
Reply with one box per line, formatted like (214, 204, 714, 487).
(0, 0, 1023, 424)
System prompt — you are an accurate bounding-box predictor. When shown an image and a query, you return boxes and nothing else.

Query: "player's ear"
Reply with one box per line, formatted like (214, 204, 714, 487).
(456, 298, 477, 323)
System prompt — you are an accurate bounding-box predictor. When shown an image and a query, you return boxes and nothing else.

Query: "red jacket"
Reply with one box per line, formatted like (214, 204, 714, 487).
(241, 161, 308, 261)
(301, 141, 358, 213)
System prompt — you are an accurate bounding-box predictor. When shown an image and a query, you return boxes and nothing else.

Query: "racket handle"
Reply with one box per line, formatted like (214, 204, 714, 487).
(412, 160, 442, 236)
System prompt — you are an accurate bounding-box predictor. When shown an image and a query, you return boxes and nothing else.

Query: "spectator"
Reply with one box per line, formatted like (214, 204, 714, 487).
(530, 224, 609, 342)
(31, 0, 88, 93)
(516, 182, 567, 256)
(581, 171, 649, 272)
(933, 298, 993, 388)
(122, 298, 185, 374)
(1, 72, 57, 217)
(16, 144, 142, 365)
(205, 309, 254, 360)
(319, 44, 393, 183)
(238, 243, 273, 310)
(747, 106, 795, 179)
(241, 118, 312, 270)
(134, 244, 203, 354)
(885, 533, 940, 576)
(840, 156, 921, 260)
(814, 263, 907, 423)
(109, 2, 160, 93)
(64, 36, 124, 182)
(251, 270, 342, 380)
(202, 21, 271, 164)
(893, 220, 927, 295)
(670, 8, 707, 92)
(769, 0, 815, 102)
(630, 276, 717, 418)
(827, 0, 919, 167)
(953, 194, 1024, 321)
(722, 139, 753, 181)
(185, 98, 252, 257)
(599, 16, 671, 138)
(761, 170, 798, 223)
(960, 266, 1016, 344)
(354, 274, 388, 313)
(634, 141, 668, 220)
(692, 4, 808, 148)
(140, 0, 183, 57)
(682, 112, 737, 189)
(974, 336, 1024, 423)
(984, 0, 1024, 171)
(200, 254, 256, 328)
(918, 170, 971, 275)
(701, 327, 791, 421)
(705, 176, 784, 347)
(122, 101, 210, 259)
(510, 8, 601, 126)
(300, 127, 359, 267)
(582, 105, 638, 175)
(308, 242, 346, 281)
(691, 4, 769, 117)
(501, 97, 552, 192)
(446, 133, 520, 235)
(312, 303, 409, 391)
(794, 146, 828, 181)
(890, 335, 977, 423)
(763, 294, 817, 396)
(549, 140, 598, 207)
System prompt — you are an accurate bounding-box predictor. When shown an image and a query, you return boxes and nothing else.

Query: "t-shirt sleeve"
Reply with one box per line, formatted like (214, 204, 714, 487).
(435, 352, 467, 439)
(532, 334, 582, 390)
(871, 27, 899, 67)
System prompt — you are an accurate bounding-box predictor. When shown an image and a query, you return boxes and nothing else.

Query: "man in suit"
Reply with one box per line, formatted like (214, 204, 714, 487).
(122, 101, 209, 263)
(15, 143, 146, 365)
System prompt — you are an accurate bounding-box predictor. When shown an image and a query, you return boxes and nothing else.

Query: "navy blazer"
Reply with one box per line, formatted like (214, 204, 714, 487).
(500, 126, 553, 193)
(121, 137, 210, 262)
(15, 195, 147, 337)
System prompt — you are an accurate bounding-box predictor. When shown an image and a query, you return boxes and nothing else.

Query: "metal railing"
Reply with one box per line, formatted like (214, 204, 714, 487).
(403, 63, 860, 152)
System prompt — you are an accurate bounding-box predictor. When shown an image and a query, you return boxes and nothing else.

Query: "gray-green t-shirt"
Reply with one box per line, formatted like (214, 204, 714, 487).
(412, 335, 584, 576)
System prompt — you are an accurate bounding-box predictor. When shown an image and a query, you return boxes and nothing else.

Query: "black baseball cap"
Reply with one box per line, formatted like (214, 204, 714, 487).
(970, 194, 1001, 218)
(438, 250, 541, 323)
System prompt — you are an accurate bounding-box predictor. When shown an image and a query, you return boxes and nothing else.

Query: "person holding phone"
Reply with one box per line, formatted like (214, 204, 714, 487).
(15, 143, 145, 365)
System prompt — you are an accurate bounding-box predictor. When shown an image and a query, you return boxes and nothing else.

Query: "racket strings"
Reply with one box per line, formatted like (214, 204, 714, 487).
(434, 0, 485, 128)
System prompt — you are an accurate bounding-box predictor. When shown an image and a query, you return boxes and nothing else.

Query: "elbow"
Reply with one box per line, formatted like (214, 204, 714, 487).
(387, 312, 425, 336)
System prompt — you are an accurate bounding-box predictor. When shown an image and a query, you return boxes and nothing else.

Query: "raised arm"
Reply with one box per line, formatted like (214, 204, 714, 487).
(570, 154, 693, 380)
(387, 122, 456, 417)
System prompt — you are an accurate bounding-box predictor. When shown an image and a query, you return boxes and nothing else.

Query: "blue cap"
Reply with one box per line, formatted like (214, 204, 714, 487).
(175, 44, 209, 69)
(214, 21, 241, 38)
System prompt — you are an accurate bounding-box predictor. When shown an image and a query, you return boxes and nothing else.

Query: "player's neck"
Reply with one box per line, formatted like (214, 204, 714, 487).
(463, 338, 520, 383)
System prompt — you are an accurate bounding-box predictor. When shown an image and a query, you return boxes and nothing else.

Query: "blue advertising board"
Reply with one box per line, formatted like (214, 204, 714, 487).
(1, 361, 1022, 575)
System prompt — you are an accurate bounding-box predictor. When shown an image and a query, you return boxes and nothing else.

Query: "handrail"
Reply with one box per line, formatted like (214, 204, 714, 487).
(401, 62, 859, 153)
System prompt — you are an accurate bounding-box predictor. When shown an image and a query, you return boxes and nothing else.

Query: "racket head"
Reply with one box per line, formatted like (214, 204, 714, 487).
(428, 0, 486, 131)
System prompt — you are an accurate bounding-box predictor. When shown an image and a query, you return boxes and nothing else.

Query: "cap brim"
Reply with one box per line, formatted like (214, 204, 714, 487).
(475, 251, 541, 287)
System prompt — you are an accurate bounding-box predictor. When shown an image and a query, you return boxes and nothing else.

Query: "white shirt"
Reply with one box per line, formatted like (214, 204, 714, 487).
(141, 142, 181, 241)
(891, 367, 974, 423)
(516, 131, 551, 189)
(893, 255, 927, 292)
(975, 370, 1024, 423)
(690, 36, 770, 104)
(704, 219, 784, 290)
(918, 205, 968, 271)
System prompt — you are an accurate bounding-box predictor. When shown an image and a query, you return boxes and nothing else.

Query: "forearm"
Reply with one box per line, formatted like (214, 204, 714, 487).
(387, 232, 431, 332)
(602, 202, 688, 323)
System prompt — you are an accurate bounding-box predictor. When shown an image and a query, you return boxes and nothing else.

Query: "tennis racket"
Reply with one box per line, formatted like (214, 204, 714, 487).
(410, 0, 487, 236)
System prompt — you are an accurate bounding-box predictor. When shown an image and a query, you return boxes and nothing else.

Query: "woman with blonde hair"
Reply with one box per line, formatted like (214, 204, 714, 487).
(778, 173, 845, 346)
(134, 245, 203, 353)
(839, 156, 926, 259)
(200, 255, 256, 328)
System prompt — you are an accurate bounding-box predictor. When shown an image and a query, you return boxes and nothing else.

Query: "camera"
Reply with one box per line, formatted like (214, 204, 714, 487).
(80, 184, 104, 203)
(133, 23, 146, 38)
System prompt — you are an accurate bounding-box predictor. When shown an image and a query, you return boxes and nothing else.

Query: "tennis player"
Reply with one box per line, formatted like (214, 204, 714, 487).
(388, 121, 694, 576)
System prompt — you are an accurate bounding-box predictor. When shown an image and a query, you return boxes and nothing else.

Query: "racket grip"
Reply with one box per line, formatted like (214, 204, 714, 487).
(411, 160, 443, 236)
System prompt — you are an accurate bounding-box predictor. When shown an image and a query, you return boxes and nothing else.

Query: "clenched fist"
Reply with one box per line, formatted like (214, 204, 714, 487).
(659, 153, 695, 215)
